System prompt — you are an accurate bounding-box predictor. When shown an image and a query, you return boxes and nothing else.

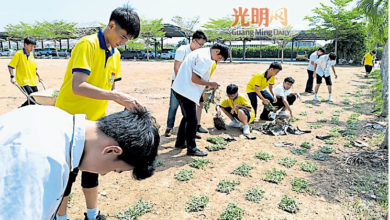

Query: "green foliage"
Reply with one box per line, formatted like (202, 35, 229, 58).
(155, 160, 164, 167)
(264, 168, 286, 184)
(310, 124, 323, 129)
(216, 179, 241, 194)
(370, 70, 384, 111)
(344, 141, 353, 148)
(317, 118, 328, 123)
(300, 141, 313, 149)
(279, 157, 297, 168)
(324, 138, 336, 145)
(189, 159, 210, 169)
(185, 195, 209, 212)
(291, 148, 307, 155)
(291, 177, 312, 194)
(206, 144, 226, 151)
(321, 145, 336, 153)
(313, 152, 328, 161)
(255, 152, 274, 161)
(220, 203, 245, 220)
(300, 161, 318, 172)
(175, 169, 194, 181)
(279, 195, 299, 213)
(231, 163, 254, 177)
(140, 18, 165, 59)
(245, 188, 265, 203)
(116, 199, 153, 220)
(207, 136, 227, 145)
(315, 110, 324, 114)
(299, 111, 308, 116)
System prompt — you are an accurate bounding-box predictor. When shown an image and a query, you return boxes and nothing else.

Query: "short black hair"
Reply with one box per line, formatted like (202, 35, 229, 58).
(329, 52, 337, 60)
(110, 7, 140, 39)
(226, 84, 239, 95)
(284, 77, 295, 84)
(318, 47, 325, 53)
(24, 37, 36, 45)
(192, 30, 207, 41)
(211, 43, 230, 61)
(97, 108, 160, 180)
(269, 62, 282, 70)
(371, 50, 376, 54)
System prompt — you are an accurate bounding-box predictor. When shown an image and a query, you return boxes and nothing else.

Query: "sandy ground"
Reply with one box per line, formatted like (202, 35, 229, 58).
(0, 58, 387, 219)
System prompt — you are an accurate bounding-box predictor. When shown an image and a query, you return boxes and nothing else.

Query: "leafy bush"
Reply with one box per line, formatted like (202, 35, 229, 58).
(300, 161, 318, 172)
(189, 158, 210, 169)
(255, 151, 274, 161)
(174, 169, 194, 181)
(216, 179, 241, 194)
(279, 195, 299, 213)
(220, 203, 245, 220)
(264, 168, 286, 184)
(207, 136, 227, 145)
(206, 144, 226, 151)
(291, 148, 307, 155)
(279, 157, 297, 168)
(313, 152, 328, 161)
(231, 163, 254, 177)
(321, 145, 336, 154)
(300, 141, 313, 149)
(291, 177, 311, 194)
(116, 199, 153, 220)
(185, 195, 209, 212)
(245, 187, 265, 203)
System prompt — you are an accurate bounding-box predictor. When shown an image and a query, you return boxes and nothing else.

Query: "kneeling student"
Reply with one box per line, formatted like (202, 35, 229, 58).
(273, 77, 301, 119)
(216, 84, 255, 135)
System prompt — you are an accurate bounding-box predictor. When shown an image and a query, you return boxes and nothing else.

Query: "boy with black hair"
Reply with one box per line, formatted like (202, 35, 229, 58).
(216, 84, 255, 135)
(305, 48, 325, 93)
(164, 30, 210, 137)
(246, 62, 282, 121)
(8, 37, 43, 107)
(273, 77, 301, 119)
(0, 105, 159, 220)
(361, 50, 376, 78)
(55, 7, 142, 220)
(313, 52, 337, 102)
(172, 42, 229, 156)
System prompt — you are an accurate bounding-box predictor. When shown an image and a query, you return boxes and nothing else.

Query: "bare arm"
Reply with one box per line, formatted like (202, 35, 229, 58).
(8, 67, 15, 84)
(281, 96, 292, 116)
(173, 60, 182, 77)
(191, 72, 219, 88)
(361, 57, 365, 65)
(254, 86, 267, 104)
(310, 60, 315, 66)
(331, 66, 337, 78)
(313, 63, 317, 78)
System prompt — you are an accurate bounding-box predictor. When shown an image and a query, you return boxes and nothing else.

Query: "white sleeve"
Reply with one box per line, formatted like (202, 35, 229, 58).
(310, 53, 317, 62)
(174, 47, 186, 62)
(192, 55, 210, 78)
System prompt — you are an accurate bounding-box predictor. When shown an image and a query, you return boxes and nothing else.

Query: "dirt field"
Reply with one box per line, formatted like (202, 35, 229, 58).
(0, 58, 387, 219)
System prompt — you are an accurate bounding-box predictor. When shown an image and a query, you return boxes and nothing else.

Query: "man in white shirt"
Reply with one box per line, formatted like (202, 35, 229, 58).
(273, 77, 301, 119)
(313, 52, 338, 102)
(0, 105, 159, 220)
(305, 48, 325, 93)
(172, 43, 229, 156)
(165, 31, 208, 137)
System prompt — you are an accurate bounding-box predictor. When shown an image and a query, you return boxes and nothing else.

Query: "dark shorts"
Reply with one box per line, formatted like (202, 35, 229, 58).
(365, 65, 373, 73)
(222, 107, 251, 123)
(199, 95, 204, 103)
(316, 74, 332, 86)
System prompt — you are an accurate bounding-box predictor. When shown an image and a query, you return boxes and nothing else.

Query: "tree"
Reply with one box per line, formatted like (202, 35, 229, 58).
(305, 0, 367, 63)
(269, 25, 298, 62)
(171, 16, 200, 41)
(140, 19, 165, 60)
(37, 21, 77, 52)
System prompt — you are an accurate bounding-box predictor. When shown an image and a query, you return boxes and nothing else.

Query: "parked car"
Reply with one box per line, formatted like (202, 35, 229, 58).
(33, 49, 42, 57)
(57, 49, 68, 57)
(121, 50, 143, 59)
(142, 51, 156, 59)
(160, 50, 175, 59)
(0, 49, 14, 56)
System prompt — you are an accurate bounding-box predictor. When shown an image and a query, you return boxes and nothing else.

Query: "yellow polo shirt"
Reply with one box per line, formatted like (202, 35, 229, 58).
(209, 61, 216, 79)
(246, 71, 275, 93)
(8, 49, 38, 87)
(364, 53, 374, 66)
(56, 29, 122, 121)
(219, 94, 255, 123)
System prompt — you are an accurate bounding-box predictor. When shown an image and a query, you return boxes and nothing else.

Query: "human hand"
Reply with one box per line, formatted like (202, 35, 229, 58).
(262, 99, 269, 105)
(273, 97, 277, 103)
(10, 77, 16, 84)
(117, 92, 143, 111)
(208, 82, 220, 89)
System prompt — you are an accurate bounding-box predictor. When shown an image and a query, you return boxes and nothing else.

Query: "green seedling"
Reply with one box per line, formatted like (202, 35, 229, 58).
(300, 141, 313, 149)
(175, 169, 194, 181)
(116, 199, 153, 220)
(231, 163, 254, 177)
(216, 179, 241, 194)
(313, 152, 328, 161)
(206, 144, 226, 151)
(279, 195, 299, 213)
(245, 187, 265, 203)
(189, 158, 210, 169)
(185, 195, 209, 212)
(279, 157, 297, 168)
(220, 203, 245, 220)
(321, 145, 335, 153)
(291, 177, 312, 194)
(264, 168, 286, 184)
(255, 152, 274, 161)
(291, 148, 307, 155)
(300, 161, 318, 172)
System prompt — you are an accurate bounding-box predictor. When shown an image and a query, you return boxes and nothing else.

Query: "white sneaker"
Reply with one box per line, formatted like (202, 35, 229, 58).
(243, 125, 250, 135)
(227, 120, 241, 128)
(328, 96, 333, 102)
(313, 95, 319, 101)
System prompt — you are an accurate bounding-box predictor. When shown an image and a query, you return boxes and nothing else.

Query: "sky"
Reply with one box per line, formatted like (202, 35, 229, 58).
(0, 0, 348, 32)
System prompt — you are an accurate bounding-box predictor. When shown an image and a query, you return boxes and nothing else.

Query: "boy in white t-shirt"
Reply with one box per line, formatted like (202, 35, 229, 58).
(305, 48, 325, 93)
(313, 52, 337, 102)
(172, 43, 229, 156)
(273, 77, 301, 119)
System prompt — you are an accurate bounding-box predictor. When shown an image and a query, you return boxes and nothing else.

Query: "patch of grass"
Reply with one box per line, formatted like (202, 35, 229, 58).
(330, 116, 343, 125)
(315, 110, 324, 114)
(330, 127, 341, 132)
(317, 118, 327, 123)
(320, 98, 327, 102)
(255, 151, 274, 161)
(349, 113, 361, 120)
(343, 99, 351, 105)
(207, 136, 227, 145)
(245, 187, 265, 203)
(324, 138, 335, 145)
(309, 124, 323, 129)
(279, 195, 299, 213)
(205, 144, 226, 151)
(346, 119, 359, 130)
(189, 158, 210, 169)
(291, 148, 307, 155)
(335, 109, 344, 113)
(300, 141, 313, 149)
(216, 179, 241, 194)
(279, 157, 297, 168)
(305, 105, 313, 108)
(300, 161, 318, 173)
(344, 142, 353, 148)
(174, 169, 194, 181)
(313, 152, 328, 161)
(291, 177, 312, 194)
(264, 168, 286, 184)
(116, 199, 153, 220)
(299, 111, 307, 116)
(321, 145, 335, 154)
(185, 195, 209, 212)
(220, 203, 245, 220)
(231, 163, 254, 177)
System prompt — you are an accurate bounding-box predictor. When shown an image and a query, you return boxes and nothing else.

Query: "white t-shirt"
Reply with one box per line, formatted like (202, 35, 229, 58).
(0, 105, 85, 220)
(315, 54, 336, 77)
(172, 48, 212, 105)
(307, 51, 318, 71)
(171, 44, 192, 80)
(273, 83, 292, 98)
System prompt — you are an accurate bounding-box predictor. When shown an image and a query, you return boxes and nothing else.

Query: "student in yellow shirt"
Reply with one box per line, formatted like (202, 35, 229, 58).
(55, 7, 142, 220)
(216, 84, 255, 135)
(8, 37, 42, 107)
(246, 62, 282, 121)
(361, 50, 376, 78)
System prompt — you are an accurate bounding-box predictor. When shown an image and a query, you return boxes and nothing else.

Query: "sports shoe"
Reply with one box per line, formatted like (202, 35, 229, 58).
(197, 125, 208, 133)
(328, 96, 333, 102)
(84, 211, 106, 220)
(227, 120, 241, 128)
(164, 128, 173, 137)
(313, 95, 319, 101)
(187, 149, 208, 156)
(243, 125, 250, 135)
